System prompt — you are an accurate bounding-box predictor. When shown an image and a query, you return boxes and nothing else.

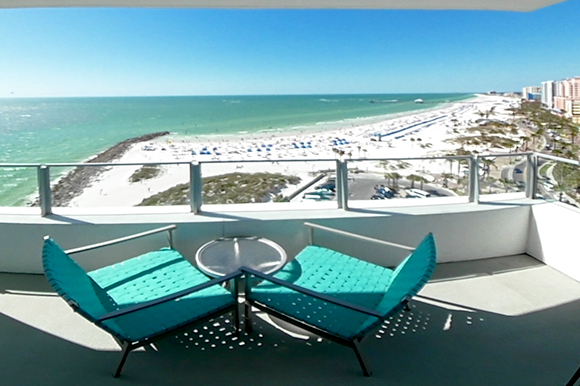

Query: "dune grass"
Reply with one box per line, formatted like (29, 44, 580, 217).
(129, 165, 161, 183)
(138, 172, 301, 206)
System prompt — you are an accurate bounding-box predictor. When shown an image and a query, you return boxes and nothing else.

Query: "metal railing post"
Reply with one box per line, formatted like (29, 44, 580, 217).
(335, 160, 343, 209)
(468, 156, 479, 203)
(526, 153, 538, 199)
(336, 160, 348, 210)
(37, 165, 52, 216)
(189, 162, 202, 214)
(342, 160, 348, 210)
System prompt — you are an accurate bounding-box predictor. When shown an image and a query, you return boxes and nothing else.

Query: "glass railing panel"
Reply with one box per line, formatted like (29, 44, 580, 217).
(478, 154, 527, 196)
(536, 157, 580, 207)
(346, 158, 469, 202)
(51, 163, 189, 208)
(199, 160, 337, 206)
(0, 165, 38, 207)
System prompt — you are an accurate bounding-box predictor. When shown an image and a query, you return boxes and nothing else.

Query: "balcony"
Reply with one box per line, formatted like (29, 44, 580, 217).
(1, 152, 580, 384)
(2, 252, 580, 385)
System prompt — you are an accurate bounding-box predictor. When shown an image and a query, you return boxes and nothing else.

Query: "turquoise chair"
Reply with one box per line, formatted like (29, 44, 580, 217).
(243, 223, 436, 376)
(42, 225, 240, 377)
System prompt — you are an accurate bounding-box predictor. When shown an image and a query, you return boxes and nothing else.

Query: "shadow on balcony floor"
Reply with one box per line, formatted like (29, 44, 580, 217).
(1, 254, 580, 385)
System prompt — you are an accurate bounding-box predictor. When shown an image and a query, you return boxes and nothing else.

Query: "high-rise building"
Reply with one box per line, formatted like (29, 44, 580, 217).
(553, 77, 580, 123)
(541, 81, 555, 108)
(522, 86, 541, 101)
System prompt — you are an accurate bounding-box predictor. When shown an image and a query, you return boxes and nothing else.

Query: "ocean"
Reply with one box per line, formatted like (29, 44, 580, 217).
(0, 93, 472, 206)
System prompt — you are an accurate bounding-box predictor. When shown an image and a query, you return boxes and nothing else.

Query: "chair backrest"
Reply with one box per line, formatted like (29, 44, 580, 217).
(355, 233, 436, 338)
(42, 238, 110, 322)
(382, 232, 437, 308)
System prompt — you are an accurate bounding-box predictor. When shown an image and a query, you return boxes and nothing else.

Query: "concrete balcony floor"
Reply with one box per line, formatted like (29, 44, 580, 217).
(2, 254, 580, 386)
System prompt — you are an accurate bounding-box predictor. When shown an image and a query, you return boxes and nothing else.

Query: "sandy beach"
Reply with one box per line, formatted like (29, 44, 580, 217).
(68, 94, 523, 208)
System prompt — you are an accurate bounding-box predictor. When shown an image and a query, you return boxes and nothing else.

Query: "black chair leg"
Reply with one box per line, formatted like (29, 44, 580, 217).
(566, 365, 580, 386)
(113, 342, 133, 378)
(233, 304, 240, 337)
(244, 303, 253, 333)
(352, 340, 372, 377)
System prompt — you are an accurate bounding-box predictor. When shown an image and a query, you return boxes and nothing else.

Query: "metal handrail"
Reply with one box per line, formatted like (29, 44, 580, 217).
(63, 224, 177, 254)
(3, 151, 574, 217)
(536, 153, 580, 166)
(304, 222, 415, 251)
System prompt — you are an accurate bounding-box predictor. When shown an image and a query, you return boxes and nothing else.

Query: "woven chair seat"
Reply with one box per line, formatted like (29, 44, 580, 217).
(43, 240, 235, 343)
(88, 248, 235, 341)
(43, 226, 240, 378)
(249, 233, 436, 341)
(250, 245, 395, 340)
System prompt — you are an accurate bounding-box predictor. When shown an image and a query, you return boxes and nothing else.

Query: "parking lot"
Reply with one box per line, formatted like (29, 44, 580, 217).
(299, 173, 456, 202)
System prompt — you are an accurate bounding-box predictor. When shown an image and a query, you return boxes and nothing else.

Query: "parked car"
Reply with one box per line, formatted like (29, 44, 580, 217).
(303, 192, 332, 201)
(376, 187, 394, 198)
(316, 182, 336, 192)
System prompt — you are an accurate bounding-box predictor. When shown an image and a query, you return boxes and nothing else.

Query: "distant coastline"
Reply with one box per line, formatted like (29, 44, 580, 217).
(0, 93, 473, 206)
(62, 94, 522, 208)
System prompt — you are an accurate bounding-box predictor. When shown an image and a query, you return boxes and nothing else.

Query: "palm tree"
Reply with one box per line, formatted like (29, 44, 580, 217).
(407, 174, 427, 189)
(499, 178, 514, 193)
(486, 176, 496, 193)
(480, 158, 496, 179)
(566, 123, 579, 146)
(441, 172, 454, 188)
(384, 172, 401, 188)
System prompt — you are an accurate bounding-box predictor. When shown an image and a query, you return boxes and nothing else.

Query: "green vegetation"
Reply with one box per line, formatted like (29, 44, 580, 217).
(553, 163, 580, 191)
(137, 172, 301, 206)
(511, 101, 579, 159)
(538, 162, 552, 177)
(129, 165, 161, 183)
(446, 119, 520, 151)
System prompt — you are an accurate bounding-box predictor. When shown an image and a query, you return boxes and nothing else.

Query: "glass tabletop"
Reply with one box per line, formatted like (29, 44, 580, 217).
(195, 236, 287, 277)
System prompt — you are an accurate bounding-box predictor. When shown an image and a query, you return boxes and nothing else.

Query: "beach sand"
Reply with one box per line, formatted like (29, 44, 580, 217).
(68, 94, 522, 208)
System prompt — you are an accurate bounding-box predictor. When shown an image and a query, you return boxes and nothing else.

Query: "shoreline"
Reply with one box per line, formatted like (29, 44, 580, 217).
(64, 94, 519, 208)
(40, 131, 170, 207)
(168, 94, 479, 145)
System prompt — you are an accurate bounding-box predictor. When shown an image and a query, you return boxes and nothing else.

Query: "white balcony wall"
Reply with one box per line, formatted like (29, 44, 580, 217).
(0, 200, 531, 274)
(527, 202, 580, 282)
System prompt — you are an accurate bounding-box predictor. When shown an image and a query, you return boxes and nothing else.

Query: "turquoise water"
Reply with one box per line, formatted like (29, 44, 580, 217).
(0, 93, 472, 205)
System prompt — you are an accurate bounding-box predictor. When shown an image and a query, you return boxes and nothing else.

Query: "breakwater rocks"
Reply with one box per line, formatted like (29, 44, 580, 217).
(39, 131, 170, 207)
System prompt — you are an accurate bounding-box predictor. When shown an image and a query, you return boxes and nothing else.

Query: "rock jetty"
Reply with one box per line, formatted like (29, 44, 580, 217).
(39, 131, 170, 207)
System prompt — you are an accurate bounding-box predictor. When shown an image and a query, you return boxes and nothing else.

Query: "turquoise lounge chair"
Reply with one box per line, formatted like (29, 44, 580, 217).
(243, 222, 436, 376)
(42, 225, 240, 377)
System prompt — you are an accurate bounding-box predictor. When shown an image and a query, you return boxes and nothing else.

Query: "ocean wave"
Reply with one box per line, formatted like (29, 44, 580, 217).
(319, 99, 339, 103)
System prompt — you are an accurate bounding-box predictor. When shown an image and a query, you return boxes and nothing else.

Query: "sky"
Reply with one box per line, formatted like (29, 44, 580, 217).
(0, 1, 579, 97)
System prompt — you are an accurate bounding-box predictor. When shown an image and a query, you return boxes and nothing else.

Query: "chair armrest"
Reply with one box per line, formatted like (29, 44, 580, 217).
(304, 222, 415, 252)
(97, 270, 242, 322)
(242, 267, 383, 319)
(64, 225, 177, 255)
